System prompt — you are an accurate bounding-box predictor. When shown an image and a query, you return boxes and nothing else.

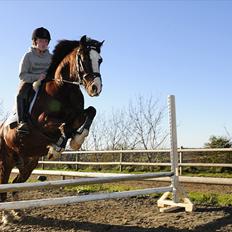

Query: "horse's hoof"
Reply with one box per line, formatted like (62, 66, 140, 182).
(70, 129, 89, 150)
(47, 145, 63, 160)
(69, 141, 81, 150)
(47, 152, 54, 160)
(11, 210, 24, 222)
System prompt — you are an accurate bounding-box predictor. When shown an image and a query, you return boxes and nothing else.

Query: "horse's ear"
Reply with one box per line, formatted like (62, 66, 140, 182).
(100, 40, 105, 47)
(80, 35, 87, 46)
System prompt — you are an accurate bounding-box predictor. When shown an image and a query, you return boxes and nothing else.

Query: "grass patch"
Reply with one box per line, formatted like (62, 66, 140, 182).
(64, 183, 136, 194)
(189, 192, 232, 206)
(35, 167, 147, 174)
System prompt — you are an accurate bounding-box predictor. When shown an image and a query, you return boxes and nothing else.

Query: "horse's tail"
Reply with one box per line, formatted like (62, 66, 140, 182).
(0, 122, 4, 172)
(0, 123, 9, 202)
(0, 132, 2, 155)
(0, 120, 7, 154)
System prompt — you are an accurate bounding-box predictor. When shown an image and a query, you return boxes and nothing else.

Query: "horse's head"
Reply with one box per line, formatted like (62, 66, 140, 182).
(76, 35, 104, 97)
(51, 36, 104, 97)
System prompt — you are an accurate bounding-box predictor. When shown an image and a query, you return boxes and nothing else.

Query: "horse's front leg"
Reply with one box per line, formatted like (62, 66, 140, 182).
(47, 106, 96, 158)
(69, 106, 96, 150)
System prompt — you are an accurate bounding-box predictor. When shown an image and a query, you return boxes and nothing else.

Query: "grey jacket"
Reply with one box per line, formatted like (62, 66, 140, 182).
(19, 47, 52, 83)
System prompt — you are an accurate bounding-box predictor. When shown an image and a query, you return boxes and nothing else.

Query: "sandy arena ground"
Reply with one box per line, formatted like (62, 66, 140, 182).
(0, 175, 232, 232)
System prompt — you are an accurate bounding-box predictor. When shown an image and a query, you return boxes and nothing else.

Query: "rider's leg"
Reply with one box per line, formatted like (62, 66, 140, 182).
(17, 82, 32, 133)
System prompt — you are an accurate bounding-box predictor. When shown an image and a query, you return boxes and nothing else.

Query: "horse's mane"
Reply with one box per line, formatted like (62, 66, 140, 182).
(46, 37, 102, 80)
(46, 40, 80, 80)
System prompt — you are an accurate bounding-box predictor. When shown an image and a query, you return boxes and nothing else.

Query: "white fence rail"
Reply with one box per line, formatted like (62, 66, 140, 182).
(39, 148, 232, 175)
(11, 168, 232, 185)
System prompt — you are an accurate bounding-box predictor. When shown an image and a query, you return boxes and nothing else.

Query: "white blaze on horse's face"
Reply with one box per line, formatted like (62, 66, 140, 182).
(90, 49, 101, 73)
(88, 49, 102, 97)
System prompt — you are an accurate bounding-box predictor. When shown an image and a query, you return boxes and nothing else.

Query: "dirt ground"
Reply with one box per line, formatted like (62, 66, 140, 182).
(0, 175, 232, 232)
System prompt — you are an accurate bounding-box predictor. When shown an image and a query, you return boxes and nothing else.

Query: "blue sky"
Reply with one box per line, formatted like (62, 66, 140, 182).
(0, 0, 231, 148)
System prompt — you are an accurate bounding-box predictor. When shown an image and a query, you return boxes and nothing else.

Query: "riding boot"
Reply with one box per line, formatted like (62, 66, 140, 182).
(17, 97, 29, 134)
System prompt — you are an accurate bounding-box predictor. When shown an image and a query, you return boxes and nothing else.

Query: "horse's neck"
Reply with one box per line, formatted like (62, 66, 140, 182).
(54, 51, 77, 83)
(36, 80, 81, 111)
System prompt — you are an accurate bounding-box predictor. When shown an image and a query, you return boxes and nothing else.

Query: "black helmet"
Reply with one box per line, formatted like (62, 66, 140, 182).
(32, 27, 51, 42)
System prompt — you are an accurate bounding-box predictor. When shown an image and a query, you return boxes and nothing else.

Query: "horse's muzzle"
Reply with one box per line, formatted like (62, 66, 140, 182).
(88, 77, 102, 97)
(92, 85, 98, 96)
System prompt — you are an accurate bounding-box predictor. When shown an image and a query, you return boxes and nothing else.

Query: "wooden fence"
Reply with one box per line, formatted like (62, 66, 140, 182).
(38, 147, 232, 175)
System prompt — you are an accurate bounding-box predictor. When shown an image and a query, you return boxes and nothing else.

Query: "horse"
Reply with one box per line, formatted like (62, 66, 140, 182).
(0, 35, 104, 224)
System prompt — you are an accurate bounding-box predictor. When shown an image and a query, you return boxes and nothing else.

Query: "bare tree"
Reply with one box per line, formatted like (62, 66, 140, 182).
(224, 126, 232, 142)
(84, 95, 167, 152)
(82, 113, 107, 151)
(104, 109, 124, 150)
(128, 95, 167, 150)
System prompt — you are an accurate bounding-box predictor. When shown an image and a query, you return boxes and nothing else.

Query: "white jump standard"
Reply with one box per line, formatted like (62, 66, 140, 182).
(157, 95, 193, 212)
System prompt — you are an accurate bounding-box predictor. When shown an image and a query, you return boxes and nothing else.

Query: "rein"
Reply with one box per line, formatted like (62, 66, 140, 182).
(62, 79, 80, 86)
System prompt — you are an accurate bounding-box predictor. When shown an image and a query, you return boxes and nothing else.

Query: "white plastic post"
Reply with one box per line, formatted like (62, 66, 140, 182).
(158, 95, 193, 212)
(168, 95, 179, 203)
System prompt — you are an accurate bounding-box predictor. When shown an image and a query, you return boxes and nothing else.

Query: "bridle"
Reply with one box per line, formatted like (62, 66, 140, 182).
(75, 47, 102, 85)
(54, 46, 102, 87)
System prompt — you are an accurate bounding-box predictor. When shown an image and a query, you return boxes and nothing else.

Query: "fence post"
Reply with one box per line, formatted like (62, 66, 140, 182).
(119, 151, 123, 172)
(168, 95, 179, 203)
(75, 153, 79, 170)
(41, 156, 45, 170)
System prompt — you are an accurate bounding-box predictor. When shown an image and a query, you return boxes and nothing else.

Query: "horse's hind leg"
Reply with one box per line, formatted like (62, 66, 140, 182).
(0, 144, 15, 225)
(10, 156, 39, 222)
(0, 168, 14, 226)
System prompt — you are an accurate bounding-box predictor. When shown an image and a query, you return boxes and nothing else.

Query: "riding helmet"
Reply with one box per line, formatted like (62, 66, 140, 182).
(32, 27, 51, 42)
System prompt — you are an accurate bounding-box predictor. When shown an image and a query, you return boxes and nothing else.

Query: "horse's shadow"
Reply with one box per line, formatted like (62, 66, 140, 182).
(10, 216, 188, 232)
(2, 206, 229, 232)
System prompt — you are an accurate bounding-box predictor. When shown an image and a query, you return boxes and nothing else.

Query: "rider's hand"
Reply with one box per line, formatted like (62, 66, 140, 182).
(39, 73, 46, 81)
(33, 80, 41, 91)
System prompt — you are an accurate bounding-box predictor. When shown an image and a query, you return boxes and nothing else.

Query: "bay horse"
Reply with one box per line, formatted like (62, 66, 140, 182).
(0, 35, 104, 224)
